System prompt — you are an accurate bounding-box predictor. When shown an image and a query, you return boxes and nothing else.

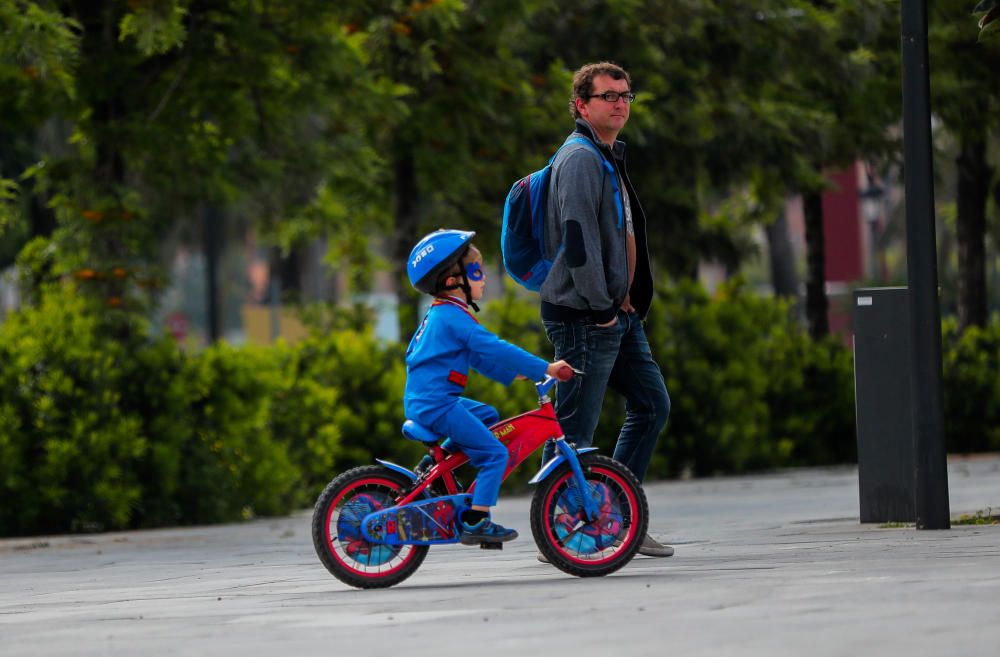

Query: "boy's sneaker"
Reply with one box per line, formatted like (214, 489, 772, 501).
(459, 518, 518, 545)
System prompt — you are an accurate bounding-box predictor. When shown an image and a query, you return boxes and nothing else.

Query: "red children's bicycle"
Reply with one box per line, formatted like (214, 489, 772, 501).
(311, 372, 649, 589)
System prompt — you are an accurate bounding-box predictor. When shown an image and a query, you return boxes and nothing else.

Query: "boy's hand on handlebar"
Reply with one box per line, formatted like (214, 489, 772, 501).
(546, 360, 574, 382)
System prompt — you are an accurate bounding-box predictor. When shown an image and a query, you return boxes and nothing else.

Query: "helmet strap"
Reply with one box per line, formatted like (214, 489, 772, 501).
(459, 269, 480, 313)
(437, 274, 479, 312)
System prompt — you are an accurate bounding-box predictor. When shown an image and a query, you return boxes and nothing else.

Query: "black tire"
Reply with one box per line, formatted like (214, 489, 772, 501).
(312, 465, 429, 589)
(530, 453, 649, 577)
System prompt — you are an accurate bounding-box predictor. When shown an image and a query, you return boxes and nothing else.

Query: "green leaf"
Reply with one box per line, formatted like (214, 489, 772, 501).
(119, 2, 189, 56)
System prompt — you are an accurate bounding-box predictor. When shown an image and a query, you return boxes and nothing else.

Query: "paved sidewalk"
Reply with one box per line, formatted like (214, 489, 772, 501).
(2, 456, 999, 657)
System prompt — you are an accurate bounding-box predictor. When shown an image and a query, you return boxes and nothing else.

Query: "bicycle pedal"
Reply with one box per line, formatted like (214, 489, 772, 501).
(479, 541, 503, 551)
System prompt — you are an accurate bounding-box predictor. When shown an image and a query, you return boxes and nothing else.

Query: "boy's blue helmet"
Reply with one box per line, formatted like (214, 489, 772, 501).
(407, 229, 476, 294)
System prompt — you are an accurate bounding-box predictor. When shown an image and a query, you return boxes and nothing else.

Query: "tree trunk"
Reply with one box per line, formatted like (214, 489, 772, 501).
(80, 3, 132, 339)
(803, 189, 828, 339)
(955, 136, 990, 331)
(671, 172, 700, 280)
(203, 204, 223, 343)
(765, 209, 800, 298)
(264, 245, 303, 341)
(277, 246, 302, 301)
(392, 146, 422, 332)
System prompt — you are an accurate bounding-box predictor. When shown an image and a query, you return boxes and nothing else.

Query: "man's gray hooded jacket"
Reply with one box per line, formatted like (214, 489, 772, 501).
(540, 119, 654, 325)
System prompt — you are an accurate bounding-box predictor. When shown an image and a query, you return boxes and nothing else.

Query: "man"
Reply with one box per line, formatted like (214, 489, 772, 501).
(539, 62, 673, 558)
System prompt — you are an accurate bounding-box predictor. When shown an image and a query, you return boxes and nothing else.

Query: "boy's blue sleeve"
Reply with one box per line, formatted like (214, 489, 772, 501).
(465, 321, 548, 386)
(470, 351, 519, 385)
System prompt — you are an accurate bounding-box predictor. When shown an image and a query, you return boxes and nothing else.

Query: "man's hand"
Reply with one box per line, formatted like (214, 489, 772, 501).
(597, 316, 618, 328)
(546, 360, 574, 381)
(621, 294, 635, 313)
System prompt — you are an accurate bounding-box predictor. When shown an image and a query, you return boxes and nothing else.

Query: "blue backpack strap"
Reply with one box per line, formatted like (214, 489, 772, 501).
(554, 137, 624, 230)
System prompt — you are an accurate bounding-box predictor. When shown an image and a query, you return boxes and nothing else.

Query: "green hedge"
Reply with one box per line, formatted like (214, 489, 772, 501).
(0, 287, 408, 535)
(0, 290, 148, 534)
(942, 317, 1000, 453)
(646, 279, 857, 477)
(2, 282, 998, 536)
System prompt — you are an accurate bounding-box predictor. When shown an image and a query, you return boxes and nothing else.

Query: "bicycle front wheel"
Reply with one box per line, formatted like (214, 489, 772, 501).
(530, 453, 648, 577)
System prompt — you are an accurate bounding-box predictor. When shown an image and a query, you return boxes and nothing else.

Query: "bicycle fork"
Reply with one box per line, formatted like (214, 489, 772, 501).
(554, 439, 601, 522)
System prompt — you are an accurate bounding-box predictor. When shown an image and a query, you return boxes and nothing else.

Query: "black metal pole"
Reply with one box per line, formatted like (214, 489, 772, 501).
(900, 0, 950, 529)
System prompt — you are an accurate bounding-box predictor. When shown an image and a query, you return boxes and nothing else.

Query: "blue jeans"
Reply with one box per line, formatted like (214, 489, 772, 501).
(542, 310, 670, 482)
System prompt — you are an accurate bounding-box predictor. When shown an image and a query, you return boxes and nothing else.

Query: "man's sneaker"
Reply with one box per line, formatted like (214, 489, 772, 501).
(638, 534, 674, 557)
(539, 534, 674, 560)
(458, 518, 518, 545)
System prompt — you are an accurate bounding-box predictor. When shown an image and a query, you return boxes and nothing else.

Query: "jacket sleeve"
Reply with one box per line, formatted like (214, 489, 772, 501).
(465, 322, 548, 386)
(554, 148, 618, 324)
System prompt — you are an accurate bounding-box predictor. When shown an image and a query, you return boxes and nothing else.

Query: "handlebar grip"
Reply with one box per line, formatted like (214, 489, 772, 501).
(555, 365, 575, 382)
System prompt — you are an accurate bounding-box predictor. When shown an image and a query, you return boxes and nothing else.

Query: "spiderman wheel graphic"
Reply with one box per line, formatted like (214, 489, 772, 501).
(312, 465, 428, 589)
(530, 454, 649, 577)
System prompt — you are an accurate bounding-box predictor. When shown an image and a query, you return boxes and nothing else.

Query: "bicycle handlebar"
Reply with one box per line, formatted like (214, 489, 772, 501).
(536, 367, 585, 396)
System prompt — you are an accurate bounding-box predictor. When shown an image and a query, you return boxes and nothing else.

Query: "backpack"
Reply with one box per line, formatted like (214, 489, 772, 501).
(500, 136, 622, 291)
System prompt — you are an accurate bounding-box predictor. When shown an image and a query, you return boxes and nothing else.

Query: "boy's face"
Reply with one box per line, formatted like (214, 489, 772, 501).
(445, 248, 486, 301)
(464, 253, 486, 301)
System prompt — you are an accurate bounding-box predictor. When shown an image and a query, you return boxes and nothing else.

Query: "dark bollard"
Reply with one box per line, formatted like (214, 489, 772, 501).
(853, 287, 916, 523)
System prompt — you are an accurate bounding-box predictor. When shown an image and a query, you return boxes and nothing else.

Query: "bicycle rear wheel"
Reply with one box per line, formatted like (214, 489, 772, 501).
(312, 465, 428, 589)
(530, 453, 648, 577)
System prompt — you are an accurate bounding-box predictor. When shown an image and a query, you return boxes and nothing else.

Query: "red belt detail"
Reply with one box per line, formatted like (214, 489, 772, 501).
(447, 370, 468, 387)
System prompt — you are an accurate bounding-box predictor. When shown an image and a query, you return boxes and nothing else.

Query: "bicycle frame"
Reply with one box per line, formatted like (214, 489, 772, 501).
(361, 377, 602, 546)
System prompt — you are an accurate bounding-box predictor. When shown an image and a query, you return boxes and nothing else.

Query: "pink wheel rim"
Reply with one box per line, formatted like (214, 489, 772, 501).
(542, 465, 640, 566)
(324, 477, 420, 579)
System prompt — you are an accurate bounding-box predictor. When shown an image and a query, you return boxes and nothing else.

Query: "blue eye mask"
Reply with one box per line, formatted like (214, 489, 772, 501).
(465, 262, 484, 281)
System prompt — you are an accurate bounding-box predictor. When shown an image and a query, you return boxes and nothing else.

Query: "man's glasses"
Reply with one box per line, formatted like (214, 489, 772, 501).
(587, 91, 636, 103)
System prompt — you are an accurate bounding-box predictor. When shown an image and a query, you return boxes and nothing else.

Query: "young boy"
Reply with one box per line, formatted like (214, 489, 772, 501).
(404, 229, 570, 544)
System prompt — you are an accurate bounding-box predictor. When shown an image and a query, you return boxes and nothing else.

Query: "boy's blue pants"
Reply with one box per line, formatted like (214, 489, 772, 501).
(423, 398, 504, 507)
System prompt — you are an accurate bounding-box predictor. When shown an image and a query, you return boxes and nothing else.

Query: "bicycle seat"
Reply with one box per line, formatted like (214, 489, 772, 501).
(401, 420, 442, 444)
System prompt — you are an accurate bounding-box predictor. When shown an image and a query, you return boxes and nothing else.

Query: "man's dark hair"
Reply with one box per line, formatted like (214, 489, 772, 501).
(569, 62, 632, 119)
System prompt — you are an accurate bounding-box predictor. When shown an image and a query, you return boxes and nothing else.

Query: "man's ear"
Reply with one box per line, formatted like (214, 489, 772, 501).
(575, 96, 589, 119)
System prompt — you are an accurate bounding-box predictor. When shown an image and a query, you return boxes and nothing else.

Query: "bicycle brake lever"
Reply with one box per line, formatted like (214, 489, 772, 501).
(552, 366, 586, 382)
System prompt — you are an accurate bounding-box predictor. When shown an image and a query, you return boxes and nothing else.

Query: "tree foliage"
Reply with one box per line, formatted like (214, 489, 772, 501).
(3, 1, 400, 315)
(339, 0, 570, 326)
(0, 1, 941, 318)
(931, 0, 1000, 329)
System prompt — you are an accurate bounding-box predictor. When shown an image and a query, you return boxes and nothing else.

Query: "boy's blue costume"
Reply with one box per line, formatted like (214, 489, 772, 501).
(404, 295, 548, 507)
